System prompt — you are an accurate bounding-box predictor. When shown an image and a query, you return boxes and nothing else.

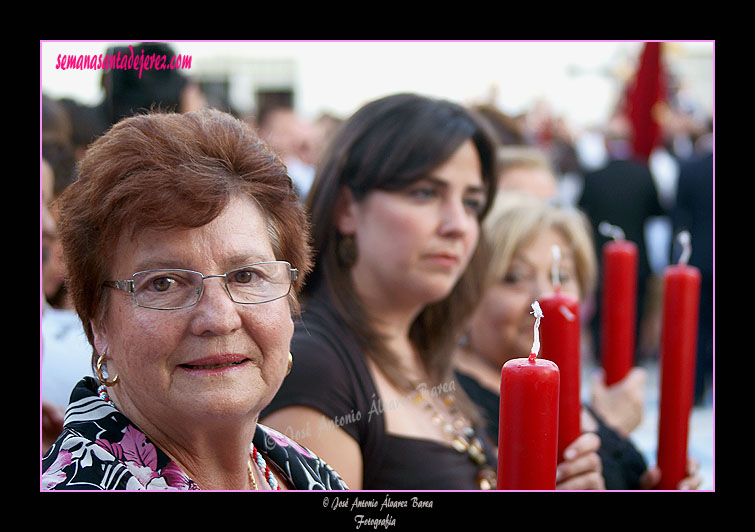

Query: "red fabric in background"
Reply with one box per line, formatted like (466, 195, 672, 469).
(625, 42, 667, 162)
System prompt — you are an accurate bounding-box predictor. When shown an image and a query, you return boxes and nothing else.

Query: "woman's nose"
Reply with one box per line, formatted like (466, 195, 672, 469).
(439, 198, 474, 237)
(190, 277, 242, 336)
(532, 274, 554, 300)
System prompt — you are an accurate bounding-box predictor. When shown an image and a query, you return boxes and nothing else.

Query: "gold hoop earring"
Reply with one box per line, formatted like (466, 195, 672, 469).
(96, 351, 120, 387)
(287, 352, 293, 376)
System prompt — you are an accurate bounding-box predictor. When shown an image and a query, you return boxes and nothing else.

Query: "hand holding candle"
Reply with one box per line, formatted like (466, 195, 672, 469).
(598, 221, 639, 386)
(656, 231, 700, 490)
(498, 301, 560, 490)
(539, 245, 582, 462)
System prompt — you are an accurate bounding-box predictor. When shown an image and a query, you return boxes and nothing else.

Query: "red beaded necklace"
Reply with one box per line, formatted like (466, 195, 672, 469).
(250, 445, 281, 490)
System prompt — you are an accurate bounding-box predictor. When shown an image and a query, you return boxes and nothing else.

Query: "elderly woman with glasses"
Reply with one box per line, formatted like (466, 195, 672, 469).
(41, 109, 348, 491)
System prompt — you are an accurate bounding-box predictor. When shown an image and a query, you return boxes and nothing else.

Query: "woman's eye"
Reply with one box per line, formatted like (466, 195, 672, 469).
(503, 271, 524, 284)
(233, 271, 252, 283)
(151, 277, 176, 292)
(558, 267, 579, 286)
(232, 269, 262, 284)
(463, 196, 485, 215)
(408, 187, 437, 200)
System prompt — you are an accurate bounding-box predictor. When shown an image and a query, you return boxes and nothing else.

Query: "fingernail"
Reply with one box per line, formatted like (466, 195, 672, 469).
(564, 449, 577, 460)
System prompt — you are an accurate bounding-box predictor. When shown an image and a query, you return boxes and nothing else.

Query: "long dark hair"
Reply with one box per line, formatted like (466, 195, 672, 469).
(305, 93, 498, 391)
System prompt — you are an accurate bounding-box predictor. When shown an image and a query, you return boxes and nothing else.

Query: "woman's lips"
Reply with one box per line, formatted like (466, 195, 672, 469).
(424, 252, 460, 268)
(179, 354, 249, 371)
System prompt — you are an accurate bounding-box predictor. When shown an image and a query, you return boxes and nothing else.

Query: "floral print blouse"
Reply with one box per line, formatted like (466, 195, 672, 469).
(41, 377, 348, 491)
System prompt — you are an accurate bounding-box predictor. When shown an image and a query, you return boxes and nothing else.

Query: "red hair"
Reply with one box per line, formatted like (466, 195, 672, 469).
(55, 108, 312, 353)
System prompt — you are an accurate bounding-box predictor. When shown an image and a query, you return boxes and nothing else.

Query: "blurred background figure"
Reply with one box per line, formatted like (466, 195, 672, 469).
(101, 42, 206, 127)
(44, 42, 207, 167)
(41, 95, 80, 311)
(308, 112, 343, 168)
(41, 95, 78, 203)
(472, 101, 583, 206)
(41, 152, 91, 452)
(254, 106, 317, 199)
(56, 97, 109, 162)
(671, 147, 713, 405)
(496, 145, 558, 200)
(577, 112, 665, 368)
(471, 103, 527, 147)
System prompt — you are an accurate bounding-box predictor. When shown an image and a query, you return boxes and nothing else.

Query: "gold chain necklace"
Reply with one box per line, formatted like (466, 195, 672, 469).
(247, 459, 259, 490)
(410, 382, 496, 490)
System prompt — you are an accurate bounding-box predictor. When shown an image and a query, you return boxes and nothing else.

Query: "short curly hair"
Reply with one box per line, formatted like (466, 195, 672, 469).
(54, 108, 312, 365)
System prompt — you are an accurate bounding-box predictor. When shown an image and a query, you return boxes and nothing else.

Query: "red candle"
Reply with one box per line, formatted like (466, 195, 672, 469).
(657, 232, 700, 490)
(599, 222, 638, 386)
(498, 302, 560, 490)
(539, 248, 582, 462)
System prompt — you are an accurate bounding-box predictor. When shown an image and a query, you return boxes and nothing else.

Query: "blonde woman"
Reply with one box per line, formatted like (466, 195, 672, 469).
(455, 192, 701, 489)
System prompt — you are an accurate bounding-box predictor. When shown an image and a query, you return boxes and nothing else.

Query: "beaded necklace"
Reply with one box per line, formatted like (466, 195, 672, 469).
(250, 445, 281, 490)
(410, 382, 497, 490)
(97, 384, 280, 490)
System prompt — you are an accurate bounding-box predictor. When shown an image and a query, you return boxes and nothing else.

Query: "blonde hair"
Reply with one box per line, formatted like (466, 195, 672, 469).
(482, 192, 597, 300)
(497, 146, 554, 175)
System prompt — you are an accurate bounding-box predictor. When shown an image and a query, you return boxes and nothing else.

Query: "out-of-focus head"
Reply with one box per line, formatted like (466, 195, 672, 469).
(466, 192, 596, 365)
(496, 146, 558, 200)
(257, 107, 315, 165)
(102, 42, 193, 126)
(482, 192, 596, 300)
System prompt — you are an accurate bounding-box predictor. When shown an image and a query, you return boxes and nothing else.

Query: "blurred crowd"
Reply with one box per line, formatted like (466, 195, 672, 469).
(41, 42, 713, 478)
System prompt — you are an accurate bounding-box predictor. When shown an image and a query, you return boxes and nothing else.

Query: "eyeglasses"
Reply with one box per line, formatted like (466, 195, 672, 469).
(104, 261, 298, 310)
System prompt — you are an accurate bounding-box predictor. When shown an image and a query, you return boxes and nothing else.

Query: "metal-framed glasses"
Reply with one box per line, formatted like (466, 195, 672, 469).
(104, 261, 298, 310)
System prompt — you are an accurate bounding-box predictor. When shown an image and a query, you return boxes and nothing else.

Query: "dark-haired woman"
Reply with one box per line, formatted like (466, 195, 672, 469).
(261, 93, 502, 489)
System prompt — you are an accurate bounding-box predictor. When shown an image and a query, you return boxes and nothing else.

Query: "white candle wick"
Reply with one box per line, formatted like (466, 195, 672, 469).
(530, 301, 544, 358)
(599, 221, 625, 241)
(551, 245, 561, 289)
(677, 231, 692, 266)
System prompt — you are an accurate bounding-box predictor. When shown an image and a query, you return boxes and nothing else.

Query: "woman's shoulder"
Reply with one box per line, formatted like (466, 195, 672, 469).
(291, 292, 367, 376)
(254, 423, 349, 490)
(266, 300, 373, 421)
(42, 378, 199, 491)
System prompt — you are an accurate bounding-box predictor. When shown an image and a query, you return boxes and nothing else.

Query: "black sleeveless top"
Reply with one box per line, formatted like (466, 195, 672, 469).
(262, 287, 495, 490)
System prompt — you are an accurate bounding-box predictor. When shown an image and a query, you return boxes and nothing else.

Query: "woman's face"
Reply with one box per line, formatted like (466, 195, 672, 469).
(342, 139, 487, 312)
(92, 194, 294, 428)
(467, 227, 580, 366)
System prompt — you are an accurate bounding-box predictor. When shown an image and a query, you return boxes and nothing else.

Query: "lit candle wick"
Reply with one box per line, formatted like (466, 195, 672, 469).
(551, 245, 561, 292)
(677, 231, 692, 266)
(530, 301, 544, 362)
(599, 221, 625, 241)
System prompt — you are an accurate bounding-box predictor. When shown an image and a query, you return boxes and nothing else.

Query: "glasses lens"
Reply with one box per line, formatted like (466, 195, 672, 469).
(132, 269, 202, 310)
(226, 262, 292, 304)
